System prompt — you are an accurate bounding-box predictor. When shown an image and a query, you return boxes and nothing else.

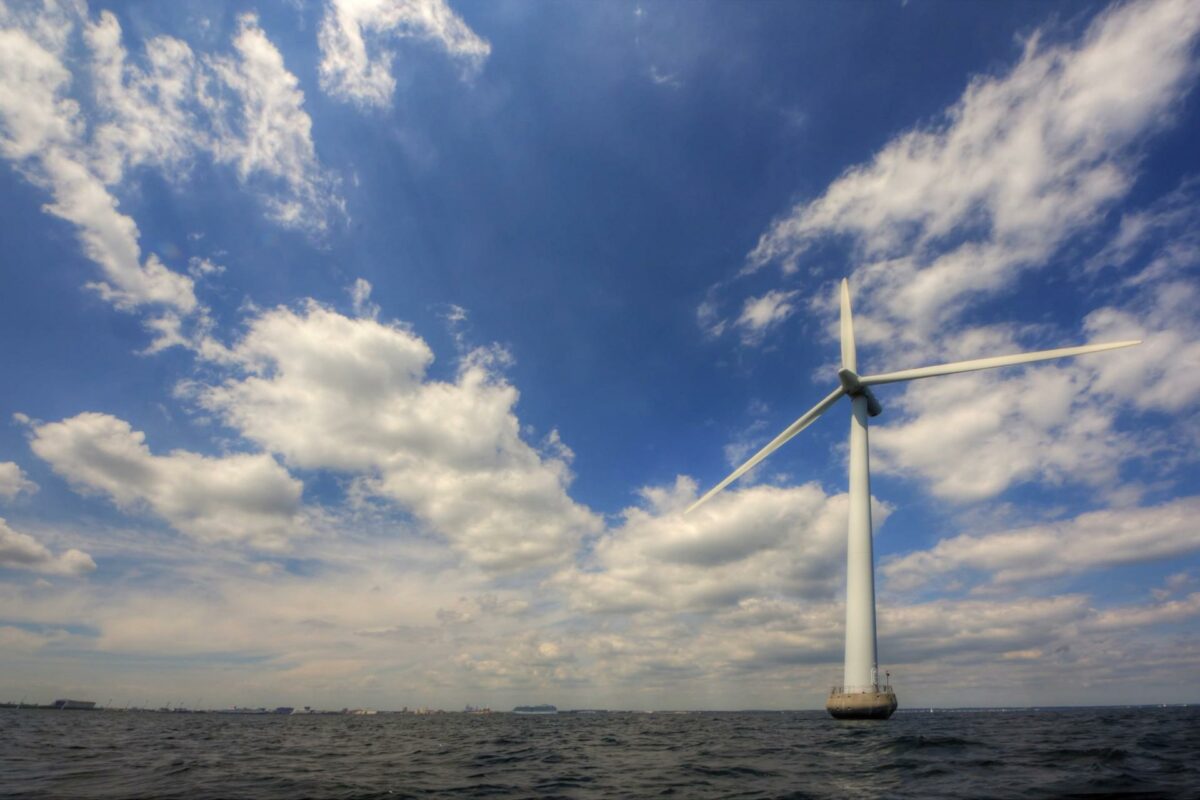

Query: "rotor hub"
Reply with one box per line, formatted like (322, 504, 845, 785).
(837, 368, 883, 417)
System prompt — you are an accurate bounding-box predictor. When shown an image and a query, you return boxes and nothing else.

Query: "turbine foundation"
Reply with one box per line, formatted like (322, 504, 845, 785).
(825, 685, 898, 720)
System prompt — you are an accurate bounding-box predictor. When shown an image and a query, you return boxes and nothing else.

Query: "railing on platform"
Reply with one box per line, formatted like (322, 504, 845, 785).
(829, 683, 894, 695)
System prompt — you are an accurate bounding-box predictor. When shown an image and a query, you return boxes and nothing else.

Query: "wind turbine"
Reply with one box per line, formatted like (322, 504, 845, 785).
(687, 279, 1139, 719)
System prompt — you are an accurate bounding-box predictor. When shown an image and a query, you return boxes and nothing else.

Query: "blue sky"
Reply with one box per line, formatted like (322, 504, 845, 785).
(1, 0, 1198, 711)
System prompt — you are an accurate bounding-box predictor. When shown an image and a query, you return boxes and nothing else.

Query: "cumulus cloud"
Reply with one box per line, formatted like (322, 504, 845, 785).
(883, 497, 1200, 591)
(0, 462, 38, 501)
(561, 476, 891, 613)
(318, 0, 491, 108)
(1, 499, 1197, 707)
(869, 352, 1137, 501)
(742, 0, 1200, 342)
(190, 302, 601, 571)
(28, 412, 308, 550)
(0, 517, 95, 575)
(864, 255, 1198, 502)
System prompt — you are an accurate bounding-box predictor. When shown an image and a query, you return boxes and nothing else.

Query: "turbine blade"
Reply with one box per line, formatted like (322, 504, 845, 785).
(860, 340, 1141, 386)
(687, 386, 846, 514)
(840, 278, 856, 372)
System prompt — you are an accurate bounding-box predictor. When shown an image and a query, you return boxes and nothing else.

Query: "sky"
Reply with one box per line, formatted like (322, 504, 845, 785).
(0, 0, 1198, 712)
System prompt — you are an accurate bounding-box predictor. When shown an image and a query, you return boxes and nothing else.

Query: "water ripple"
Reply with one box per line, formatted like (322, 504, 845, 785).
(2, 707, 1198, 799)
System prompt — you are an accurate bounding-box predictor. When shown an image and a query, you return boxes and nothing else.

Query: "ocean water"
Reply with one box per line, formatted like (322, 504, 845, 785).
(2, 706, 1198, 799)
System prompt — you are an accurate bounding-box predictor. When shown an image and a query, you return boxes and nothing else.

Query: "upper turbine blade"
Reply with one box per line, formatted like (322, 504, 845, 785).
(686, 386, 846, 514)
(840, 278, 856, 373)
(860, 340, 1142, 386)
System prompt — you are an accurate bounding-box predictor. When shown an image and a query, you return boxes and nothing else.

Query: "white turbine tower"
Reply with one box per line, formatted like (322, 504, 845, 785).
(687, 279, 1139, 719)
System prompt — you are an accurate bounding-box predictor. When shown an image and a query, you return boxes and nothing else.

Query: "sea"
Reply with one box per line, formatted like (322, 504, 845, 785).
(2, 706, 1198, 799)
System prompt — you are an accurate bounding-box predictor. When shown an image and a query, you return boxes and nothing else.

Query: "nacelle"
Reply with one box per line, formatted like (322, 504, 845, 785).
(862, 386, 883, 417)
(837, 368, 883, 417)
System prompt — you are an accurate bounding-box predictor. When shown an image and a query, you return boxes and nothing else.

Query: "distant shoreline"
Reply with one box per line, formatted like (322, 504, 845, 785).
(2, 703, 1194, 714)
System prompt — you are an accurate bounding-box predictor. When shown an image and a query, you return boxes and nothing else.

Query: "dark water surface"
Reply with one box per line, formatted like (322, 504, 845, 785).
(2, 707, 1198, 799)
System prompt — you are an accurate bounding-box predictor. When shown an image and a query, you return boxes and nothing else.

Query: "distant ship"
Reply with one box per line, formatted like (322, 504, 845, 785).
(52, 699, 96, 710)
(512, 704, 557, 714)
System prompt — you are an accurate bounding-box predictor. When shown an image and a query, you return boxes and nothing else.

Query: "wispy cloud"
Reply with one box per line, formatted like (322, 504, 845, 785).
(648, 65, 680, 89)
(0, 462, 39, 502)
(742, 0, 1200, 342)
(0, 3, 198, 315)
(734, 289, 799, 344)
(701, 0, 1200, 505)
(203, 13, 342, 231)
(0, 1, 341, 347)
(318, 0, 490, 108)
(348, 277, 379, 318)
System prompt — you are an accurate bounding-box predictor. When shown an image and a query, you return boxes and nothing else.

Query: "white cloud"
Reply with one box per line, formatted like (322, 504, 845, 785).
(696, 298, 726, 338)
(87, 8, 339, 232)
(692, 4, 1200, 530)
(880, 594, 1091, 661)
(1082, 275, 1200, 416)
(0, 2, 341, 334)
(1151, 571, 1194, 601)
(1, 502, 1197, 708)
(740, 0, 1200, 343)
(725, 0, 1200, 505)
(865, 254, 1198, 503)
(203, 14, 341, 232)
(318, 0, 491, 108)
(84, 10, 203, 185)
(190, 302, 600, 571)
(348, 277, 379, 317)
(1086, 176, 1200, 286)
(2, 0, 1197, 713)
(0, 1, 77, 161)
(0, 462, 38, 501)
(561, 476, 891, 613)
(44, 150, 200, 312)
(734, 289, 798, 344)
(0, 517, 95, 575)
(0, 9, 198, 314)
(0, 624, 75, 651)
(187, 256, 224, 278)
(28, 412, 308, 550)
(869, 355, 1137, 501)
(648, 65, 680, 89)
(1085, 592, 1200, 632)
(882, 497, 1200, 591)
